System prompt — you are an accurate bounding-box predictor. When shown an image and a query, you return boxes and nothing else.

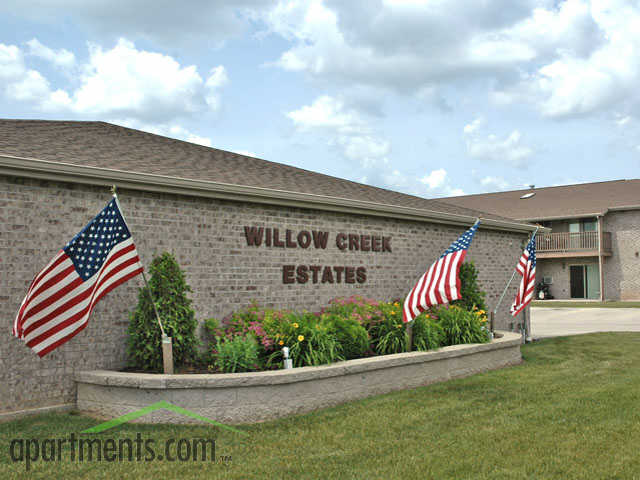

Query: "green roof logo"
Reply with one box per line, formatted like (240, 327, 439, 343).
(81, 401, 247, 435)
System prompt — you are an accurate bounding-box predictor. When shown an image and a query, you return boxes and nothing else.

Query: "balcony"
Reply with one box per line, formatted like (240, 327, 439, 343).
(536, 231, 612, 258)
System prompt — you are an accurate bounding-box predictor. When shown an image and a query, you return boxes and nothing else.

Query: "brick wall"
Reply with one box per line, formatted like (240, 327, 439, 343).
(0, 176, 527, 415)
(535, 210, 640, 301)
(604, 210, 640, 300)
(536, 258, 600, 300)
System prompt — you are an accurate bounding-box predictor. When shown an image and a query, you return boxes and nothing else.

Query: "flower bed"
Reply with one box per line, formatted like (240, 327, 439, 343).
(204, 295, 491, 374)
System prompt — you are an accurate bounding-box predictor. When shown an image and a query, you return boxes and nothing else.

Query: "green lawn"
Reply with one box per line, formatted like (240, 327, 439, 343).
(2, 333, 640, 479)
(531, 300, 640, 308)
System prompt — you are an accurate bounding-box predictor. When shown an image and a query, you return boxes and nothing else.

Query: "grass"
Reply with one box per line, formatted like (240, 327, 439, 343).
(532, 300, 640, 308)
(3, 333, 640, 479)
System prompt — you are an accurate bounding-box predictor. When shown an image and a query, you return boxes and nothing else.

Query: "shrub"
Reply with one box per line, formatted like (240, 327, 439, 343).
(266, 311, 344, 368)
(127, 252, 198, 372)
(368, 301, 407, 355)
(323, 314, 370, 360)
(203, 317, 219, 336)
(451, 261, 487, 312)
(212, 303, 277, 368)
(321, 295, 383, 327)
(214, 335, 260, 373)
(411, 313, 444, 351)
(434, 304, 489, 346)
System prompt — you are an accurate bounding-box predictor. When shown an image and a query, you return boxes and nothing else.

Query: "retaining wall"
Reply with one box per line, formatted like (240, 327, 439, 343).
(75, 331, 522, 424)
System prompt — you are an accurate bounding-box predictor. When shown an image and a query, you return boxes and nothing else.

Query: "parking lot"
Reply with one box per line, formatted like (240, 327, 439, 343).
(531, 307, 640, 338)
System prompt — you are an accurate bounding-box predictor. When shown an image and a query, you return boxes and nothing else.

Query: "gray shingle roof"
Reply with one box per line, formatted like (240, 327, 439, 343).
(0, 119, 516, 222)
(441, 180, 640, 220)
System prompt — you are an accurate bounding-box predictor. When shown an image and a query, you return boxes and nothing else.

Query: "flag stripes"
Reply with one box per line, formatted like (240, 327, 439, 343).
(403, 221, 479, 323)
(13, 197, 143, 357)
(510, 235, 536, 317)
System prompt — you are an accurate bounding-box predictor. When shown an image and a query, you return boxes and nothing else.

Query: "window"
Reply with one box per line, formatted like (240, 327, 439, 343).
(582, 219, 597, 231)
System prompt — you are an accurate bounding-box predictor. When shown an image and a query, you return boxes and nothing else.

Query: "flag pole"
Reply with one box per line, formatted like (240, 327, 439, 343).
(112, 185, 173, 374)
(490, 226, 539, 334)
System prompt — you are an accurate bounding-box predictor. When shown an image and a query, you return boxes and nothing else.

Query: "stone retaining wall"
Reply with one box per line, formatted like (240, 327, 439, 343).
(75, 331, 522, 424)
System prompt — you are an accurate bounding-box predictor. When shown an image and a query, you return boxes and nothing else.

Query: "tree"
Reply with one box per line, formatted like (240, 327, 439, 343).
(127, 252, 198, 372)
(452, 261, 488, 312)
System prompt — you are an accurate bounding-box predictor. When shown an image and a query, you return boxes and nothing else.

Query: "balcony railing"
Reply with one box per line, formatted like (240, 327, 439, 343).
(536, 231, 612, 255)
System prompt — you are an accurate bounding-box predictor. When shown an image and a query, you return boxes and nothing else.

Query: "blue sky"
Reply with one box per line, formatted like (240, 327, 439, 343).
(1, 0, 638, 198)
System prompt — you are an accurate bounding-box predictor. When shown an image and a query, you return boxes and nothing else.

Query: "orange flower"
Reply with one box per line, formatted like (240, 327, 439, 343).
(278, 340, 284, 346)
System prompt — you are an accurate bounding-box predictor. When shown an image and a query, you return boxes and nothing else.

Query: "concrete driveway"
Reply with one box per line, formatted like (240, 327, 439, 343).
(531, 307, 640, 338)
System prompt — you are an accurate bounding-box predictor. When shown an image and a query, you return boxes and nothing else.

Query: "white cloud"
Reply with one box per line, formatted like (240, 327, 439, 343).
(287, 95, 463, 197)
(287, 95, 390, 168)
(385, 168, 464, 197)
(68, 39, 226, 121)
(231, 149, 259, 158)
(420, 168, 447, 189)
(0, 42, 70, 107)
(615, 114, 631, 127)
(26, 38, 75, 68)
(0, 39, 228, 122)
(467, 130, 534, 166)
(480, 175, 512, 191)
(463, 117, 485, 135)
(464, 117, 534, 167)
(5, 70, 51, 102)
(112, 119, 213, 147)
(492, 1, 640, 119)
(0, 44, 26, 79)
(262, 0, 602, 99)
(1, 1, 276, 48)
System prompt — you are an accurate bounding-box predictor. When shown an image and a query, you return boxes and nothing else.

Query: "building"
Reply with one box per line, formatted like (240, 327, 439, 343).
(0, 119, 538, 418)
(442, 180, 640, 301)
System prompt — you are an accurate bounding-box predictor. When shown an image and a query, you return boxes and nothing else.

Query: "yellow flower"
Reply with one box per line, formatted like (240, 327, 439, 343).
(293, 322, 299, 329)
(396, 324, 402, 329)
(394, 302, 399, 307)
(391, 311, 396, 315)
(425, 314, 430, 319)
(278, 340, 284, 346)
(298, 335, 304, 342)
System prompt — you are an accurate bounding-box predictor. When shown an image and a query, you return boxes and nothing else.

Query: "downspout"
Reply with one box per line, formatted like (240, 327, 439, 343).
(598, 215, 605, 302)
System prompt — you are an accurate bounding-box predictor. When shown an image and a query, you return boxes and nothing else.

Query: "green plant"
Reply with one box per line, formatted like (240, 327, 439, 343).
(451, 261, 487, 312)
(434, 305, 489, 346)
(214, 335, 260, 373)
(411, 313, 444, 351)
(321, 295, 383, 327)
(127, 252, 198, 372)
(323, 314, 370, 359)
(266, 311, 344, 367)
(203, 317, 219, 337)
(368, 301, 407, 355)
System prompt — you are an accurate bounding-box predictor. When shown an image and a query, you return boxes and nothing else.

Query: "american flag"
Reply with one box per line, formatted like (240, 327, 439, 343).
(403, 220, 480, 323)
(510, 234, 536, 317)
(13, 196, 143, 357)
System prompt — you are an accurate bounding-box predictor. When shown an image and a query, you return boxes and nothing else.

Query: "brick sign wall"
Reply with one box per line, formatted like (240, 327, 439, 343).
(0, 175, 526, 415)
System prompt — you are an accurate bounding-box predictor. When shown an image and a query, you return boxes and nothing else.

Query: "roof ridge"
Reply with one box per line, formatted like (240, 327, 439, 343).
(443, 178, 638, 200)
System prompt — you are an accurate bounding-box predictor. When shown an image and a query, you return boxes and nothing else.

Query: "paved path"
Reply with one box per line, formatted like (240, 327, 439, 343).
(531, 307, 640, 338)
